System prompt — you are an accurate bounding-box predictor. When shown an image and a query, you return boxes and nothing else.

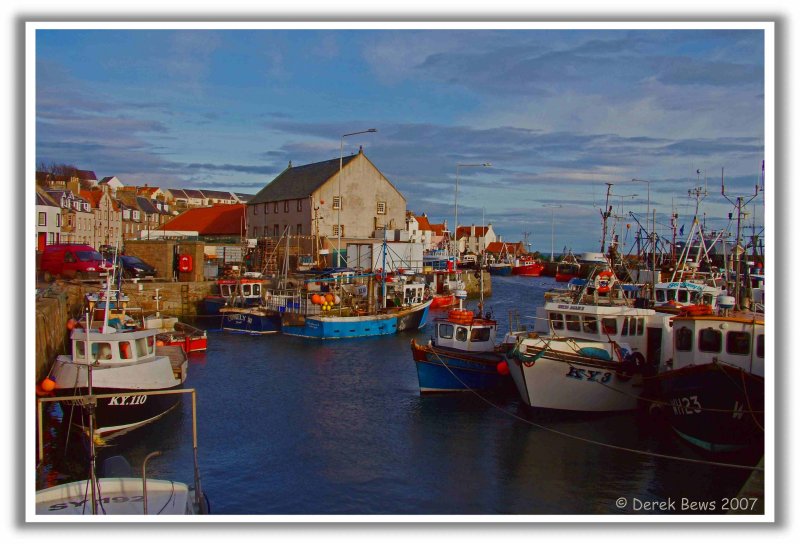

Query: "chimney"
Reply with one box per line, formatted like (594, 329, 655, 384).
(288, 160, 293, 168)
(359, 145, 363, 153)
(471, 224, 475, 237)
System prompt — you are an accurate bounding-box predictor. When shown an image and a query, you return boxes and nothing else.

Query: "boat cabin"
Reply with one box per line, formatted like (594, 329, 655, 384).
(432, 311, 497, 353)
(654, 281, 719, 307)
(384, 282, 426, 307)
(71, 328, 159, 365)
(217, 279, 264, 301)
(671, 315, 764, 377)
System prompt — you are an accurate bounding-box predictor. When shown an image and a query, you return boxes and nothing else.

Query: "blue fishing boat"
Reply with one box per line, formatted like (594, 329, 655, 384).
(411, 307, 509, 393)
(203, 277, 266, 315)
(219, 305, 281, 335)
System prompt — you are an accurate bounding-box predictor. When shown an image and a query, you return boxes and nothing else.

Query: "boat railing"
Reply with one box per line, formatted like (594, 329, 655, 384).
(37, 388, 207, 514)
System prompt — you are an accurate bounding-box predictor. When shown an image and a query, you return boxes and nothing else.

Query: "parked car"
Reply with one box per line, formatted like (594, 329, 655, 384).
(117, 255, 157, 279)
(39, 244, 111, 281)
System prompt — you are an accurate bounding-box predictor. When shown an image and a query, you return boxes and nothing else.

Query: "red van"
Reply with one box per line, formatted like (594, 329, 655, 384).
(39, 244, 110, 281)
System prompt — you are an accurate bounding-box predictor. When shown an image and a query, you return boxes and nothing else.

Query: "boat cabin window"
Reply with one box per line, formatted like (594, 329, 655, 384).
(689, 291, 701, 303)
(601, 317, 617, 335)
(456, 327, 468, 342)
(242, 284, 252, 296)
(470, 328, 491, 342)
(677, 290, 689, 303)
(726, 331, 751, 356)
(565, 314, 581, 332)
(757, 334, 764, 358)
(702, 294, 714, 305)
(91, 342, 113, 360)
(676, 327, 693, 351)
(698, 328, 722, 353)
(438, 323, 454, 339)
(220, 284, 233, 297)
(656, 290, 666, 303)
(621, 317, 629, 336)
(74, 340, 86, 359)
(253, 284, 261, 296)
(549, 313, 564, 331)
(582, 316, 598, 334)
(119, 341, 133, 360)
(667, 290, 677, 302)
(637, 317, 645, 336)
(135, 336, 154, 357)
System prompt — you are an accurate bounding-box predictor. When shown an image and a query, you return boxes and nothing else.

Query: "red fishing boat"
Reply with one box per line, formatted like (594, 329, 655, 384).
(511, 257, 544, 277)
(554, 251, 581, 282)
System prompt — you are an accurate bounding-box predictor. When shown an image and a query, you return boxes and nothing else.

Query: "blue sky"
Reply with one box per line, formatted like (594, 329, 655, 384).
(35, 28, 766, 253)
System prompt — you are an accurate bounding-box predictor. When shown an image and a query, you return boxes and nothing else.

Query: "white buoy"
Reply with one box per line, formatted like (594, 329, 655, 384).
(718, 295, 736, 310)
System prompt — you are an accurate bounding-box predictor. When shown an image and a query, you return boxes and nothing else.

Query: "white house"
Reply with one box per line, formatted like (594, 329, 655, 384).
(36, 188, 61, 250)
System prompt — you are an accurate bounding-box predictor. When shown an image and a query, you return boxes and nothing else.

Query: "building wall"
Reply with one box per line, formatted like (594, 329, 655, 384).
(36, 204, 61, 248)
(315, 153, 406, 240)
(247, 196, 312, 238)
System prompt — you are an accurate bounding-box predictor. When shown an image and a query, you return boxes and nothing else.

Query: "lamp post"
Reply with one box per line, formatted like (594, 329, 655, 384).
(615, 194, 638, 252)
(542, 204, 562, 262)
(454, 162, 491, 261)
(337, 128, 376, 266)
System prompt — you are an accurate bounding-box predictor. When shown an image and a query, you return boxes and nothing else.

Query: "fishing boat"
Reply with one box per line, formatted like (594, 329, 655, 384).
(554, 251, 581, 283)
(411, 285, 509, 393)
(36, 389, 209, 515)
(141, 289, 208, 352)
(44, 325, 188, 437)
(503, 268, 674, 411)
(511, 257, 544, 277)
(488, 261, 513, 276)
(219, 304, 281, 335)
(202, 277, 266, 315)
(653, 307, 764, 452)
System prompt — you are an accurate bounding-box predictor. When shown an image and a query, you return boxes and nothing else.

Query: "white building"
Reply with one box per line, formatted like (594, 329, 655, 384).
(36, 188, 61, 250)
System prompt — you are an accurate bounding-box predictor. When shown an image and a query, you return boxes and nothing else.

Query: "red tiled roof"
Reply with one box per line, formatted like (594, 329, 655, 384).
(485, 241, 526, 254)
(414, 215, 432, 231)
(162, 204, 246, 235)
(79, 190, 102, 208)
(429, 223, 446, 236)
(456, 226, 489, 239)
(137, 187, 160, 197)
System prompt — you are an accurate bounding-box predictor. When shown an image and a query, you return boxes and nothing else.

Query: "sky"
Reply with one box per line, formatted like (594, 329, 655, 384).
(35, 26, 767, 253)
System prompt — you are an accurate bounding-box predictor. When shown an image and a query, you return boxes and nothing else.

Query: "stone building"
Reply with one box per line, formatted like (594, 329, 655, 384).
(247, 149, 406, 265)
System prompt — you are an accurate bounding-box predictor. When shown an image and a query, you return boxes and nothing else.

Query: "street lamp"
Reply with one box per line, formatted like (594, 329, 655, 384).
(542, 204, 562, 262)
(632, 177, 652, 236)
(337, 128, 377, 266)
(454, 162, 491, 260)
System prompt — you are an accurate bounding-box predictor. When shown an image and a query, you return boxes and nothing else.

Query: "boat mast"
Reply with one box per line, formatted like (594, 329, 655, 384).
(600, 183, 613, 254)
(85, 310, 98, 514)
(381, 225, 387, 310)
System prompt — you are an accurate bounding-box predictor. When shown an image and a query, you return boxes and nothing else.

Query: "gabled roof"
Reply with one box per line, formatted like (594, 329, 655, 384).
(75, 169, 97, 181)
(415, 215, 433, 231)
(201, 189, 236, 200)
(249, 154, 359, 205)
(36, 187, 59, 207)
(168, 188, 188, 199)
(79, 190, 102, 209)
(456, 225, 490, 239)
(429, 223, 447, 236)
(99, 176, 113, 184)
(162, 204, 246, 235)
(235, 193, 254, 202)
(137, 186, 161, 197)
(136, 196, 160, 214)
(183, 189, 205, 199)
(485, 241, 525, 254)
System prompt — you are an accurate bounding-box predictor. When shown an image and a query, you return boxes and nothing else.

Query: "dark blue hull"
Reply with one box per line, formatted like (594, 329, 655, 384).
(221, 309, 281, 335)
(656, 363, 764, 453)
(488, 266, 512, 276)
(411, 340, 510, 393)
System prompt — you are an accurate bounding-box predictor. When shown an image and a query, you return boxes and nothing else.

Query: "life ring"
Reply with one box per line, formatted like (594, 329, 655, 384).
(596, 270, 614, 294)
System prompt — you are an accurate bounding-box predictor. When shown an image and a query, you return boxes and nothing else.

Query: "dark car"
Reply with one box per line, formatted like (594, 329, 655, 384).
(118, 255, 157, 279)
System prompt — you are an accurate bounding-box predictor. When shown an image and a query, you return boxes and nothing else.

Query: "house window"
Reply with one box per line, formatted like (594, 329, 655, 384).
(254, 205, 258, 215)
(273, 202, 279, 213)
(273, 224, 279, 237)
(284, 201, 289, 213)
(297, 199, 302, 212)
(332, 224, 340, 237)
(38, 212, 46, 226)
(56, 214, 61, 227)
(377, 201, 386, 214)
(264, 203, 269, 214)
(333, 196, 341, 210)
(297, 224, 302, 235)
(264, 226, 269, 237)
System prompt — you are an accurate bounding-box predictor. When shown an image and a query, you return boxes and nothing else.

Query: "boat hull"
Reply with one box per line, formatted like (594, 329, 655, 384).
(55, 385, 184, 437)
(554, 273, 578, 283)
(512, 264, 544, 277)
(506, 347, 642, 411)
(282, 300, 431, 339)
(656, 363, 764, 452)
(488, 266, 513, 276)
(411, 340, 509, 393)
(430, 294, 457, 309)
(220, 309, 281, 335)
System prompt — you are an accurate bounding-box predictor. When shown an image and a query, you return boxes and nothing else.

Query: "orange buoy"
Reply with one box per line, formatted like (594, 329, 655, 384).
(325, 293, 334, 303)
(156, 340, 166, 347)
(66, 318, 78, 330)
(311, 294, 322, 305)
(40, 377, 56, 392)
(496, 361, 510, 376)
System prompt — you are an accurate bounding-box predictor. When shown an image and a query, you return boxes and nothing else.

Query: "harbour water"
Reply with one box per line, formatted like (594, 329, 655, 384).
(38, 275, 761, 515)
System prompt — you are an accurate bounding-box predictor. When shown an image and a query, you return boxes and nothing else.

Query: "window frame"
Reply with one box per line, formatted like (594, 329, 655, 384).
(676, 326, 693, 352)
(377, 201, 387, 215)
(726, 331, 751, 356)
(698, 327, 722, 353)
(438, 323, 454, 339)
